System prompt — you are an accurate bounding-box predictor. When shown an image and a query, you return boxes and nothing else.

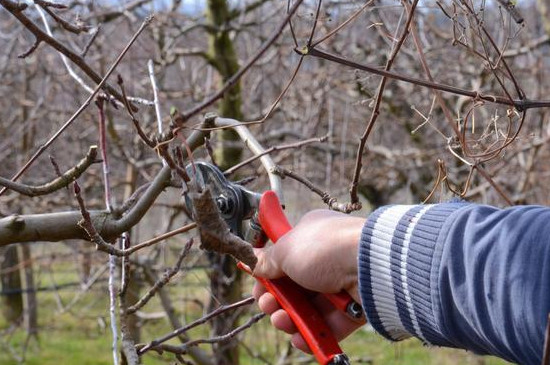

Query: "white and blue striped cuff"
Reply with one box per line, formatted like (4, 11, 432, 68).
(358, 203, 465, 344)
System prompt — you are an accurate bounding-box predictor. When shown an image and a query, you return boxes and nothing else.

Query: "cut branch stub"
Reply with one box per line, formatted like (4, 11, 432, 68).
(188, 187, 257, 271)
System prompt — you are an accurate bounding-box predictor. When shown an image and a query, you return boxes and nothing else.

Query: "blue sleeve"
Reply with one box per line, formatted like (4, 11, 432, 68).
(357, 203, 550, 365)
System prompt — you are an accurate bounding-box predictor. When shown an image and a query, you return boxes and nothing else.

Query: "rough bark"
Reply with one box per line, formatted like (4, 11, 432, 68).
(19, 244, 38, 342)
(205, 1, 245, 363)
(538, 0, 550, 36)
(0, 245, 23, 325)
(207, 0, 244, 171)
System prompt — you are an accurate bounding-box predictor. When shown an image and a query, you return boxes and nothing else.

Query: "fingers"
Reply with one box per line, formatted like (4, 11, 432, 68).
(252, 246, 285, 279)
(254, 282, 311, 353)
(254, 285, 364, 355)
(257, 292, 279, 314)
(254, 289, 298, 334)
(252, 281, 266, 301)
(271, 309, 297, 334)
(291, 333, 312, 354)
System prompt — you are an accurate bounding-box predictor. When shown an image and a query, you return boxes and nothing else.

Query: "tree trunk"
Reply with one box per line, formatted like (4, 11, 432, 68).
(207, 0, 244, 171)
(538, 0, 550, 36)
(206, 1, 244, 363)
(0, 245, 23, 325)
(123, 164, 141, 344)
(19, 244, 38, 341)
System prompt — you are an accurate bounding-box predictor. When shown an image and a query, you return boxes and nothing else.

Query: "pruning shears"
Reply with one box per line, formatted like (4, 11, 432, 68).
(185, 160, 364, 365)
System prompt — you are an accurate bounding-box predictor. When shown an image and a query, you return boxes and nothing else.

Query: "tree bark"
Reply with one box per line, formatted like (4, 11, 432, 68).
(19, 244, 38, 342)
(538, 0, 550, 36)
(205, 1, 245, 363)
(207, 0, 244, 171)
(0, 245, 23, 325)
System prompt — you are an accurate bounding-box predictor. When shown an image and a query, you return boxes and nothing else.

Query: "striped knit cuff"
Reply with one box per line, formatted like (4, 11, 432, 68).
(358, 203, 466, 344)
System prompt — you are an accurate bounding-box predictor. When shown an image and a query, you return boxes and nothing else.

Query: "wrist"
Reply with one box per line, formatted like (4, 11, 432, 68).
(339, 216, 364, 303)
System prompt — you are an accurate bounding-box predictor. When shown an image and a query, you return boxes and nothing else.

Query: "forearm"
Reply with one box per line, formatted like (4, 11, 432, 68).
(358, 203, 550, 365)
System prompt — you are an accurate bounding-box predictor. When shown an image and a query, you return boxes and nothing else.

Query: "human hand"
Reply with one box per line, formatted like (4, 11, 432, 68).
(252, 209, 366, 353)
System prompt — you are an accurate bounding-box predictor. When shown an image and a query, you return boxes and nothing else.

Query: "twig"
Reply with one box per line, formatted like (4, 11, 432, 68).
(148, 60, 166, 160)
(0, 0, 137, 106)
(148, 313, 266, 354)
(114, 182, 152, 216)
(108, 254, 119, 365)
(119, 233, 131, 297)
(35, 3, 92, 92)
(306, 0, 323, 47)
(81, 26, 100, 57)
(126, 239, 193, 315)
(134, 223, 197, 251)
(48, 155, 63, 179)
(139, 264, 214, 365)
(97, 98, 114, 211)
(459, 0, 524, 100)
(118, 75, 155, 148)
(474, 165, 513, 205)
(503, 35, 550, 58)
(494, 0, 524, 24)
(72, 181, 126, 256)
(310, 0, 374, 48)
(156, 144, 190, 183)
(407, 2, 458, 137)
(251, 56, 304, 125)
(224, 135, 328, 175)
(0, 146, 99, 196)
(0, 15, 153, 196)
(96, 97, 119, 365)
(82, 0, 151, 23)
(301, 47, 550, 110)
(35, 0, 92, 34)
(137, 297, 256, 355)
(273, 166, 361, 213)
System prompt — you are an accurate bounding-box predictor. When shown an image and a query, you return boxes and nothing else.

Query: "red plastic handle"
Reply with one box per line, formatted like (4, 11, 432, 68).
(256, 191, 354, 364)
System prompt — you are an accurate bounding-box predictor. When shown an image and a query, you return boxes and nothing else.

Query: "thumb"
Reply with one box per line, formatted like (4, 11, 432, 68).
(252, 246, 285, 279)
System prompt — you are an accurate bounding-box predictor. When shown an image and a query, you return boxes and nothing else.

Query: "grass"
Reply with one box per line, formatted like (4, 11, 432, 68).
(0, 243, 510, 365)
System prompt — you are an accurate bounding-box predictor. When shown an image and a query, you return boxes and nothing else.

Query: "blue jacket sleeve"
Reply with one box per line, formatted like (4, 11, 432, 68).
(357, 203, 550, 365)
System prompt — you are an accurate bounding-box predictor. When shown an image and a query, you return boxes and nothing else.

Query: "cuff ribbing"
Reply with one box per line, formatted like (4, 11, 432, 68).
(358, 203, 467, 344)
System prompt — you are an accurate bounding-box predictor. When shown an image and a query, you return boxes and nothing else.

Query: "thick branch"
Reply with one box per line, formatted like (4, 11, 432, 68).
(0, 125, 212, 246)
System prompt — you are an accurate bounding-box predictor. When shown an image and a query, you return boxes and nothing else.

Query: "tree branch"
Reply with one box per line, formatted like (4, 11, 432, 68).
(0, 122, 212, 246)
(0, 0, 137, 107)
(303, 47, 550, 110)
(137, 297, 256, 355)
(0, 14, 153, 197)
(0, 146, 99, 196)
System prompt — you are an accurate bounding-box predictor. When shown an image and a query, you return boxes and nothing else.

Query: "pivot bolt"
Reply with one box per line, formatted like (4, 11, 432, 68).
(216, 195, 233, 214)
